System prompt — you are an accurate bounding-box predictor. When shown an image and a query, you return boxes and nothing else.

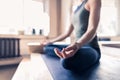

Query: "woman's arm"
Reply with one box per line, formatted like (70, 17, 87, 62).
(76, 0, 101, 48)
(43, 24, 74, 45)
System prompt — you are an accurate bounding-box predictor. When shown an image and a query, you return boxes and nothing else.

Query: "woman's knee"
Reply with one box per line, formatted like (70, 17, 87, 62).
(43, 46, 53, 54)
(60, 58, 72, 70)
(43, 45, 50, 53)
(79, 47, 99, 62)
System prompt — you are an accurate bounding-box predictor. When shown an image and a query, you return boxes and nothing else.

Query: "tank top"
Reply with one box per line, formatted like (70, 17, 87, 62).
(72, 0, 99, 48)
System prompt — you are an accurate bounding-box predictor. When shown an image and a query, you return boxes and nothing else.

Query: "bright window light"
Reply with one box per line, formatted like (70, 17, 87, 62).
(0, 0, 50, 35)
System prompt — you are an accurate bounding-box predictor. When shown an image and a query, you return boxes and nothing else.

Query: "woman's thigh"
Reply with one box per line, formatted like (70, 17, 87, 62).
(43, 44, 68, 57)
(60, 46, 100, 72)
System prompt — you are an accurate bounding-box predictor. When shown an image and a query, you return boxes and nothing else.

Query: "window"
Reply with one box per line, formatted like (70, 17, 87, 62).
(0, 0, 23, 34)
(97, 0, 117, 36)
(0, 0, 50, 36)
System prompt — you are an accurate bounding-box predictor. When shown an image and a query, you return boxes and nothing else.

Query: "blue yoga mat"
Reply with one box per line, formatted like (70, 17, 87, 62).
(41, 54, 100, 80)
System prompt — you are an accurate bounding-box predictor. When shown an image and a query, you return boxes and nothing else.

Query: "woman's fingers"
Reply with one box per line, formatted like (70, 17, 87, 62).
(65, 46, 73, 51)
(54, 48, 67, 58)
(62, 48, 75, 58)
(54, 48, 63, 58)
(67, 50, 75, 57)
(61, 48, 67, 58)
(54, 47, 76, 58)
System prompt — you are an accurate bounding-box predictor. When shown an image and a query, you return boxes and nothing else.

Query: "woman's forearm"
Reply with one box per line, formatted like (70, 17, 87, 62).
(50, 24, 74, 43)
(50, 33, 69, 43)
(76, 28, 96, 48)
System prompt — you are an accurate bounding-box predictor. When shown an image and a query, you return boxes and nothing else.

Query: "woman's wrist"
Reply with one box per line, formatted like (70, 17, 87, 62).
(49, 39, 56, 43)
(48, 39, 54, 44)
(75, 42, 81, 49)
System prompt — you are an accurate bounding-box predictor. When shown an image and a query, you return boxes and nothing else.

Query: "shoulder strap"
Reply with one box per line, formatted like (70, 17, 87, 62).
(84, 0, 88, 3)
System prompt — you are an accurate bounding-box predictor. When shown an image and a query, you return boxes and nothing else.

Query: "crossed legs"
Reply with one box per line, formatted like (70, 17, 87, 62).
(44, 44, 100, 72)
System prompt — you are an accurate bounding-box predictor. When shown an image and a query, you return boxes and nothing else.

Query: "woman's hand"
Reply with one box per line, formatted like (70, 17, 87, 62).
(54, 42, 80, 58)
(41, 40, 52, 46)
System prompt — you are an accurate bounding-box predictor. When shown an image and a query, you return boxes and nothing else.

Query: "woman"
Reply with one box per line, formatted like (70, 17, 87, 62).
(42, 0, 101, 73)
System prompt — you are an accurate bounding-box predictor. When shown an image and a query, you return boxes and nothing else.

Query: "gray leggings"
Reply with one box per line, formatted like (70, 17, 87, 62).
(44, 44, 101, 73)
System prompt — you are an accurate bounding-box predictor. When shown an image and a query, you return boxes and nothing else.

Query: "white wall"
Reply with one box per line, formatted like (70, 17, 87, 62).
(115, 0, 120, 35)
(61, 0, 71, 33)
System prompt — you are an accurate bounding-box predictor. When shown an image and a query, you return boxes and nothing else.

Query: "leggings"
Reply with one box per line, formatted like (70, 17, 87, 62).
(44, 44, 101, 73)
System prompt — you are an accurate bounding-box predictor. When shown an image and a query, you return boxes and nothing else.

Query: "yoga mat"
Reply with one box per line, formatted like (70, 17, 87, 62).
(41, 54, 100, 80)
(102, 44, 120, 48)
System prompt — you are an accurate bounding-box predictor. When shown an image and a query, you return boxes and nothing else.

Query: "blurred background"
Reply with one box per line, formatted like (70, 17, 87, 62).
(0, 0, 120, 38)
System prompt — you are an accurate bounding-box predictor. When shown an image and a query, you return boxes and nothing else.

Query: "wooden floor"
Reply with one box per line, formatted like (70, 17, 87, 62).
(0, 64, 18, 80)
(12, 54, 53, 80)
(0, 56, 23, 80)
(12, 45, 120, 80)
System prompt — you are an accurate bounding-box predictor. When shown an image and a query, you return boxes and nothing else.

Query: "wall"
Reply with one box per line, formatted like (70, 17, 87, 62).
(61, 0, 72, 34)
(115, 0, 120, 36)
(48, 0, 72, 39)
(49, 0, 61, 38)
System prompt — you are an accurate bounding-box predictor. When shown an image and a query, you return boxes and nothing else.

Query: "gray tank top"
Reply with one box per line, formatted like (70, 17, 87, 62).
(72, 0, 99, 48)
